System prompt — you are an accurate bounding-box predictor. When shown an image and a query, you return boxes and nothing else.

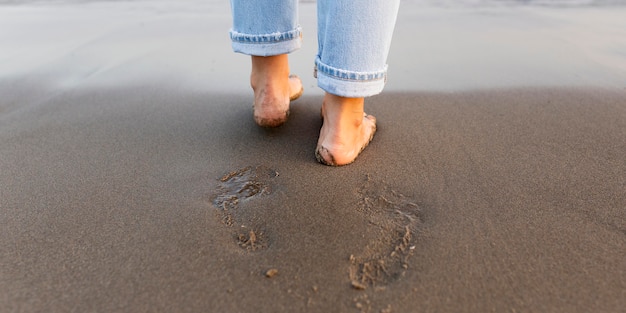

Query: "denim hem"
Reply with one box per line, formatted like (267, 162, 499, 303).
(314, 57, 387, 82)
(316, 70, 386, 98)
(232, 40, 301, 57)
(230, 27, 302, 56)
(230, 26, 302, 44)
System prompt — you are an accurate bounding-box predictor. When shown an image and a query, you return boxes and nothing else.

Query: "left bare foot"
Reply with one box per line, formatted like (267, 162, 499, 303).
(250, 55, 303, 127)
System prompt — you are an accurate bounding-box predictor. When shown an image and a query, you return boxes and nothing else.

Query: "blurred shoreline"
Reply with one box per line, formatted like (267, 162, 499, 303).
(1, 0, 625, 92)
(2, 0, 626, 7)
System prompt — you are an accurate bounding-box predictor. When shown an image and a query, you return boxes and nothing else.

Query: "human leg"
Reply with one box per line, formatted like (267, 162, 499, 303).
(230, 0, 303, 127)
(230, 0, 302, 56)
(315, 0, 400, 165)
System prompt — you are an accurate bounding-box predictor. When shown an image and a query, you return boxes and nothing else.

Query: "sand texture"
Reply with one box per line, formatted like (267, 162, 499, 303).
(1, 1, 625, 312)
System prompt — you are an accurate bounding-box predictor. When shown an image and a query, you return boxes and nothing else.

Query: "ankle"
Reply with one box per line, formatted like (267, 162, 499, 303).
(323, 94, 365, 128)
(250, 55, 290, 90)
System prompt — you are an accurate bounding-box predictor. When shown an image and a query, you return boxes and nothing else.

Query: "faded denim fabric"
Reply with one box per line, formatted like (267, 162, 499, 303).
(230, 0, 302, 56)
(230, 0, 400, 97)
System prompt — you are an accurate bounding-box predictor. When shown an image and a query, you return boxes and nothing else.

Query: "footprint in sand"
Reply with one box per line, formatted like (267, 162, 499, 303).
(211, 166, 278, 250)
(349, 175, 422, 290)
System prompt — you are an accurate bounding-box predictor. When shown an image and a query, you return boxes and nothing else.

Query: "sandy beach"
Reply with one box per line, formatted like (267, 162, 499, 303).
(1, 1, 625, 312)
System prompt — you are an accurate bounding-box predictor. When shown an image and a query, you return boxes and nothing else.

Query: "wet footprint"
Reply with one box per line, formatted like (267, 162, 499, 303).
(349, 175, 422, 290)
(211, 166, 278, 250)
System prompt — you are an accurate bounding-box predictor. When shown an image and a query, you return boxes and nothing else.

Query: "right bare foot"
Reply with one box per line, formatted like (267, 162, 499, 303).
(250, 55, 303, 128)
(315, 94, 377, 166)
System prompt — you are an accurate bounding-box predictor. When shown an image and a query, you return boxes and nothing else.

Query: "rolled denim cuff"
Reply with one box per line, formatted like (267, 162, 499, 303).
(314, 57, 387, 98)
(230, 26, 302, 56)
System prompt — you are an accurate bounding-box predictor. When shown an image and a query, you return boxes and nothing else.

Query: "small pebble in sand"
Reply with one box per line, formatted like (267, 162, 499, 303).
(351, 280, 367, 290)
(265, 269, 279, 278)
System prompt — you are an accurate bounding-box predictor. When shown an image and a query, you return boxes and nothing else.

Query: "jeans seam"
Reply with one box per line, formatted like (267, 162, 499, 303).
(314, 58, 387, 82)
(230, 27, 302, 44)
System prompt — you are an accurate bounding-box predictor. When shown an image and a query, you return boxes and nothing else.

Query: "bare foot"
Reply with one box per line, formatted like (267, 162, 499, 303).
(315, 94, 377, 166)
(250, 55, 303, 128)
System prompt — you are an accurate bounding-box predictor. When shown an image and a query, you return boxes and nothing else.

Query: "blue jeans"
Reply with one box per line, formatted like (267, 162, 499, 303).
(230, 0, 400, 98)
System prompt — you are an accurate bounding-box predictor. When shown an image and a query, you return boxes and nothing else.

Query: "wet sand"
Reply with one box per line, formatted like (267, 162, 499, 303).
(1, 1, 625, 312)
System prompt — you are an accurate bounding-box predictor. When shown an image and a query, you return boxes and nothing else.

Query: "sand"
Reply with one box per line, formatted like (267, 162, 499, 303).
(1, 1, 625, 312)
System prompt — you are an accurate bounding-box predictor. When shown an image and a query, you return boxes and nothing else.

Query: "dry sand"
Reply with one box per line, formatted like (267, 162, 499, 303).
(1, 1, 625, 312)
